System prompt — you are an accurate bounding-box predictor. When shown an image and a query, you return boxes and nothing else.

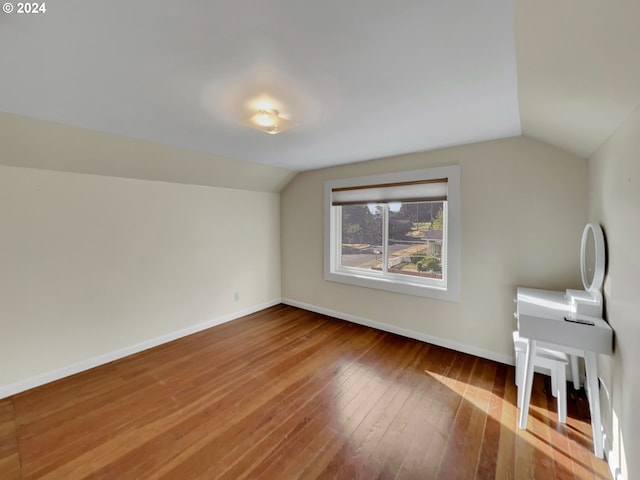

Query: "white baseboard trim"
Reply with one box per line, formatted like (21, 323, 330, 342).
(0, 299, 281, 400)
(603, 428, 623, 480)
(282, 298, 514, 366)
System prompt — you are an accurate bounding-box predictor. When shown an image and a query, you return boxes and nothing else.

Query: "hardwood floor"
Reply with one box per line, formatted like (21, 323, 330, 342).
(1, 305, 611, 479)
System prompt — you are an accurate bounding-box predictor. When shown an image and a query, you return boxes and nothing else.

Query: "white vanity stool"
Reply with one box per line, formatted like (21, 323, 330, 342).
(515, 224, 613, 459)
(513, 330, 568, 423)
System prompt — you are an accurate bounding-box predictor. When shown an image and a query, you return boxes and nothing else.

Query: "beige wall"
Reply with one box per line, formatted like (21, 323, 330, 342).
(588, 106, 640, 480)
(281, 136, 587, 359)
(0, 165, 281, 393)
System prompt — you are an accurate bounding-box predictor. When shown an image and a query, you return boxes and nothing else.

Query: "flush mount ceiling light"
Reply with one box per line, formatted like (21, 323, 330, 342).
(246, 108, 293, 135)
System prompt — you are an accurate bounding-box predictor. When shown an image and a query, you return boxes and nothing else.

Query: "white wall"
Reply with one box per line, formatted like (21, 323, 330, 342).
(281, 136, 587, 360)
(588, 106, 640, 480)
(0, 165, 281, 395)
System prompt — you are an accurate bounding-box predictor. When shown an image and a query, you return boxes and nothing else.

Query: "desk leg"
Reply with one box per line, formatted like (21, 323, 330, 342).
(584, 351, 604, 458)
(518, 339, 537, 430)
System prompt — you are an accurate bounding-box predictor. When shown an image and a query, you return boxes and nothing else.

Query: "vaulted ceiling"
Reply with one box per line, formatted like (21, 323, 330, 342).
(1, 0, 639, 173)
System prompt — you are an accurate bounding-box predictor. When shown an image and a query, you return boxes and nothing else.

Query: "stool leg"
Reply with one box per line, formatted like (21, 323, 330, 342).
(557, 363, 567, 423)
(570, 355, 580, 390)
(550, 367, 558, 398)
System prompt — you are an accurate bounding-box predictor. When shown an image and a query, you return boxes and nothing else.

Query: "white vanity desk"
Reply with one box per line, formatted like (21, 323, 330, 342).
(516, 287, 613, 458)
(515, 224, 614, 458)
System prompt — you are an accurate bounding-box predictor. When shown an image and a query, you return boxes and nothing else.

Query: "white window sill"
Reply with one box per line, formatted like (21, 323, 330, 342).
(325, 269, 458, 302)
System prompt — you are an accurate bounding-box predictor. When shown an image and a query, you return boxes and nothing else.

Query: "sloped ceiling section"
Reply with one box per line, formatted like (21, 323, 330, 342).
(0, 0, 520, 172)
(515, 0, 640, 159)
(0, 111, 296, 193)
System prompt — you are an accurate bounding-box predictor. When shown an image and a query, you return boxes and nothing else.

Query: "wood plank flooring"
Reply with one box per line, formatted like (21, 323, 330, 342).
(1, 305, 611, 479)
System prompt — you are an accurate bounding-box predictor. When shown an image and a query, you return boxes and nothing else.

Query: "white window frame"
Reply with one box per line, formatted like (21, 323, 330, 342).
(324, 165, 460, 302)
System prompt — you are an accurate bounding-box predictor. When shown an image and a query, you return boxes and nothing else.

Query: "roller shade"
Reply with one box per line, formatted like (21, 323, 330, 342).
(331, 178, 448, 206)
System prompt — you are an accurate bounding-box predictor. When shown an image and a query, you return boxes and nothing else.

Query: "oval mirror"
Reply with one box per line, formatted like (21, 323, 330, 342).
(580, 223, 605, 292)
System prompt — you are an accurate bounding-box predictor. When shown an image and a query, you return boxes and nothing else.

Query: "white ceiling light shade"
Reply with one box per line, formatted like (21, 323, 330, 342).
(246, 108, 293, 134)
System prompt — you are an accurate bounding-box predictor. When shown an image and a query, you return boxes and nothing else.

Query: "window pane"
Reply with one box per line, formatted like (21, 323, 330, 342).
(387, 201, 444, 279)
(340, 204, 383, 271)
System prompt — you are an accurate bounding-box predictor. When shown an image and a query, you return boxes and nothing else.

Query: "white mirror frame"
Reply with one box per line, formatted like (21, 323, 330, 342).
(580, 223, 605, 292)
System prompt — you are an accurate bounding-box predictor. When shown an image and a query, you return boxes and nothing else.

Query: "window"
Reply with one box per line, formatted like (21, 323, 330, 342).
(324, 166, 460, 301)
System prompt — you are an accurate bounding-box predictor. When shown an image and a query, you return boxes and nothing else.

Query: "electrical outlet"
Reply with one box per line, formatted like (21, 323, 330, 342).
(234, 292, 240, 301)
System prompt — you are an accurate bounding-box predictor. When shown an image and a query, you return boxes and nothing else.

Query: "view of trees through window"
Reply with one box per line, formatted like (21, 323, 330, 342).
(340, 201, 444, 279)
